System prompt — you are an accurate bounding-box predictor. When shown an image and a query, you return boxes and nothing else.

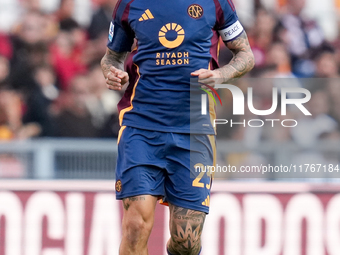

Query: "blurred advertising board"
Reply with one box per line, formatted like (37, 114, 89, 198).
(0, 181, 340, 255)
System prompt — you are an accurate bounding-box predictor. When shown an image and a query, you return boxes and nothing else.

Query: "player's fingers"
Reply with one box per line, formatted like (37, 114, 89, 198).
(114, 69, 120, 79)
(198, 71, 214, 79)
(106, 76, 122, 87)
(107, 71, 116, 78)
(106, 75, 121, 82)
(115, 69, 124, 76)
(107, 73, 121, 83)
(116, 71, 129, 84)
(117, 70, 128, 79)
(121, 76, 129, 85)
(106, 84, 122, 91)
(191, 69, 209, 76)
(106, 78, 122, 87)
(106, 76, 122, 85)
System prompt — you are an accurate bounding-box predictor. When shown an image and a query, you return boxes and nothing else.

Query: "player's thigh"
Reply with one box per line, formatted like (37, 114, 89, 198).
(121, 195, 158, 235)
(168, 203, 206, 246)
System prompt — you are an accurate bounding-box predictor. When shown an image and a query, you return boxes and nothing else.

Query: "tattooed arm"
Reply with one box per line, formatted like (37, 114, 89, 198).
(101, 48, 129, 91)
(191, 31, 255, 84)
(217, 31, 255, 81)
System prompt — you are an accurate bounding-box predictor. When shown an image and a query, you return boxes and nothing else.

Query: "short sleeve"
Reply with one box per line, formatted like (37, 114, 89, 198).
(215, 0, 244, 42)
(107, 1, 134, 52)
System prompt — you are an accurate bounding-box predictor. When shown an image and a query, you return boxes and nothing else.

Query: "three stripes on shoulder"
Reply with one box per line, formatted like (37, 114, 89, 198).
(139, 9, 154, 21)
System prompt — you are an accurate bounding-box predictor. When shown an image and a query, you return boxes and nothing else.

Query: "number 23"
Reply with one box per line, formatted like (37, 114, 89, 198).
(192, 163, 213, 189)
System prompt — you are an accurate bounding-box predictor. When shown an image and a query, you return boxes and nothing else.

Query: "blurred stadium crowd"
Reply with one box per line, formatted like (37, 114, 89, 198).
(0, 0, 339, 142)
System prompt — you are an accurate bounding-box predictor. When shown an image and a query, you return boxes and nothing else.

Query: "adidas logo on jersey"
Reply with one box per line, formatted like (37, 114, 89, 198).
(202, 195, 210, 207)
(139, 9, 154, 21)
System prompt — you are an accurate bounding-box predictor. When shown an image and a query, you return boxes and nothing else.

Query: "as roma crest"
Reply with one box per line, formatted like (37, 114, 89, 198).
(115, 180, 122, 192)
(188, 4, 204, 19)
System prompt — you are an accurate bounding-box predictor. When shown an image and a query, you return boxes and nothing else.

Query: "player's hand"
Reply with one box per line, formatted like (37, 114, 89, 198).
(106, 66, 129, 91)
(191, 69, 222, 88)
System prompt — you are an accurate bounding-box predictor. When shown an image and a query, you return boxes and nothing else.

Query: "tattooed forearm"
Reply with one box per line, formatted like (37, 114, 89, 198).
(216, 31, 255, 83)
(168, 205, 206, 255)
(101, 48, 128, 78)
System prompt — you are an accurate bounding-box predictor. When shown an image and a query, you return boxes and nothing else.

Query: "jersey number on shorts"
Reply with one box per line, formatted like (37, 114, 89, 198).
(192, 163, 212, 190)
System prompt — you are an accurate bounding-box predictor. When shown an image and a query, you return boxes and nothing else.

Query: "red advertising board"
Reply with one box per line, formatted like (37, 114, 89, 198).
(0, 181, 340, 255)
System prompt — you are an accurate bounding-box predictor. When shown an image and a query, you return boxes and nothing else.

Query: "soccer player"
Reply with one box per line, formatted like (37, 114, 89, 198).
(101, 1, 254, 254)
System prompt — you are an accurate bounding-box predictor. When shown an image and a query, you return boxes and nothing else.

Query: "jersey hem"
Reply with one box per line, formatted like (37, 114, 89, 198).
(116, 191, 165, 200)
(121, 122, 216, 135)
(164, 198, 209, 214)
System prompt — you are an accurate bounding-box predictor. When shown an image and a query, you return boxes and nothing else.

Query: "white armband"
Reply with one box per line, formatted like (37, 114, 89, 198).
(218, 20, 244, 42)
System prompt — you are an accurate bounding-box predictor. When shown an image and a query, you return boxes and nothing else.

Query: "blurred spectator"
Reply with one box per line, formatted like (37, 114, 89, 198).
(249, 8, 277, 67)
(0, 85, 42, 140)
(86, 63, 120, 137)
(280, 0, 325, 77)
(289, 86, 340, 175)
(10, 11, 52, 91)
(266, 42, 294, 77)
(51, 18, 87, 90)
(314, 50, 339, 78)
(12, 11, 51, 46)
(54, 74, 99, 138)
(58, 0, 93, 27)
(34, 64, 59, 103)
(19, 83, 55, 137)
(6, 11, 55, 138)
(85, 0, 117, 65)
(0, 55, 10, 84)
(0, 87, 20, 140)
(291, 87, 338, 148)
(88, 0, 117, 40)
(242, 67, 292, 148)
(58, 0, 75, 21)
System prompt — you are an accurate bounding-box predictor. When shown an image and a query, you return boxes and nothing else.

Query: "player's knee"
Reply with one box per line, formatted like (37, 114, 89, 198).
(123, 216, 153, 247)
(169, 236, 202, 255)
